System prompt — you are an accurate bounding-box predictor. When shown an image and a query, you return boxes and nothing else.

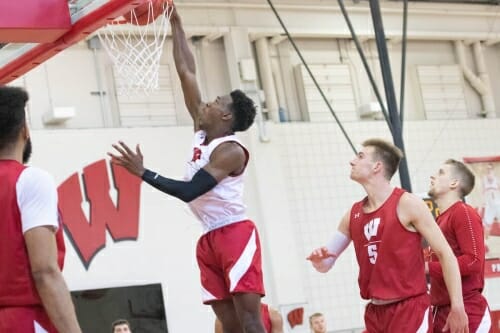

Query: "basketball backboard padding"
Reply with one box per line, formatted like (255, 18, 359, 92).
(0, 0, 151, 85)
(0, 0, 71, 43)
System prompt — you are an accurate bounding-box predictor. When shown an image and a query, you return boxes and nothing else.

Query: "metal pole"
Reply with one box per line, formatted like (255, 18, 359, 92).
(400, 0, 408, 128)
(266, 0, 357, 154)
(337, 0, 393, 133)
(369, 0, 412, 192)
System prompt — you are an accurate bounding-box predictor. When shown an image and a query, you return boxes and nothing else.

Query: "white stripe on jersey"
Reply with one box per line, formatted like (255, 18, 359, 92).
(476, 308, 492, 333)
(34, 320, 49, 333)
(201, 286, 217, 303)
(415, 307, 430, 333)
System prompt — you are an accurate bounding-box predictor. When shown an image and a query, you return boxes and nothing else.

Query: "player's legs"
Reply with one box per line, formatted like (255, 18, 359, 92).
(0, 306, 57, 333)
(211, 294, 266, 333)
(212, 299, 243, 333)
(232, 293, 265, 333)
(197, 220, 265, 333)
(196, 220, 265, 303)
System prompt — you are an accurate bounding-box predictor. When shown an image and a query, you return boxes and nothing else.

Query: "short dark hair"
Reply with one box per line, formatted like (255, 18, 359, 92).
(362, 138, 404, 180)
(445, 159, 475, 198)
(111, 319, 130, 332)
(229, 89, 256, 132)
(0, 86, 28, 151)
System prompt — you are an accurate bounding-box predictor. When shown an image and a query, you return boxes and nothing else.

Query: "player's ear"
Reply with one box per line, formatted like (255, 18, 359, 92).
(21, 120, 30, 140)
(373, 160, 383, 174)
(221, 109, 233, 121)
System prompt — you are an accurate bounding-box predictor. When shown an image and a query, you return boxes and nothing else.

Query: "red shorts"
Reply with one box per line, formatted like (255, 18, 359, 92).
(365, 293, 431, 333)
(0, 306, 57, 333)
(196, 220, 265, 304)
(433, 294, 491, 333)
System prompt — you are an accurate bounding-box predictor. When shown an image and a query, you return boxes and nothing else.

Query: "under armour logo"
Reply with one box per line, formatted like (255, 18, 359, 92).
(364, 217, 381, 241)
(354, 213, 360, 219)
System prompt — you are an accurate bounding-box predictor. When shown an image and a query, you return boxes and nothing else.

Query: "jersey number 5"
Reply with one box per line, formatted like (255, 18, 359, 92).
(367, 244, 378, 264)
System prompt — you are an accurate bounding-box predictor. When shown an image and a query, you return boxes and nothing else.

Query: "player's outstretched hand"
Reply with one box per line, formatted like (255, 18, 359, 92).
(306, 247, 335, 262)
(306, 247, 337, 273)
(442, 306, 469, 333)
(108, 141, 146, 178)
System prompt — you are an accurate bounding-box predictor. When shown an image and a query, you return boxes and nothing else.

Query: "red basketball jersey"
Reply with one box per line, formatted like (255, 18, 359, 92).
(429, 201, 486, 306)
(349, 188, 428, 300)
(0, 160, 65, 307)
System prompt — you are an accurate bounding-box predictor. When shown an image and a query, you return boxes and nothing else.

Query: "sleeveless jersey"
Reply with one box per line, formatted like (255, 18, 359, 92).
(184, 131, 249, 233)
(0, 160, 65, 307)
(349, 187, 428, 300)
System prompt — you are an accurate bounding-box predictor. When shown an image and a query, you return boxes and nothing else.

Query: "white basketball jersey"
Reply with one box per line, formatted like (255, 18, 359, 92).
(184, 131, 248, 233)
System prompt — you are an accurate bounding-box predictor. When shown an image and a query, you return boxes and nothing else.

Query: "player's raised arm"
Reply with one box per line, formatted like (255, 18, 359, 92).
(170, 6, 202, 130)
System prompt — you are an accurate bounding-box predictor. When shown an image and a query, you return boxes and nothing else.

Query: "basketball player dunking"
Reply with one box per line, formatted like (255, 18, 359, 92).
(108, 6, 267, 333)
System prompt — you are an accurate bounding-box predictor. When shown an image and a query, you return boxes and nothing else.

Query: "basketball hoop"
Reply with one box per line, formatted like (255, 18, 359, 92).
(97, 0, 173, 96)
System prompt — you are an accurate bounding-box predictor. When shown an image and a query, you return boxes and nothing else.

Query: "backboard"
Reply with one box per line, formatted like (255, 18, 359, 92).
(0, 0, 150, 85)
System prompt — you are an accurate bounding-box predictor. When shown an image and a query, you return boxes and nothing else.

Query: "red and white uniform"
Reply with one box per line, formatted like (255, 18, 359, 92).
(0, 160, 65, 333)
(428, 201, 491, 333)
(186, 131, 264, 304)
(185, 131, 249, 233)
(349, 188, 431, 333)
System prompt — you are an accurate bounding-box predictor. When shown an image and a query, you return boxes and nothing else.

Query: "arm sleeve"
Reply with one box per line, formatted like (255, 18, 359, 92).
(17, 167, 59, 234)
(428, 206, 483, 279)
(142, 168, 218, 202)
(313, 231, 351, 272)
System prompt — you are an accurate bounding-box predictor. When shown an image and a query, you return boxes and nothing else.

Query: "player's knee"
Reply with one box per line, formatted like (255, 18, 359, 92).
(239, 313, 264, 333)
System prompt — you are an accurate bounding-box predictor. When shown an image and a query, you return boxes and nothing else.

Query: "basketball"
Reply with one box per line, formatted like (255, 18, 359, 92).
(123, 0, 168, 26)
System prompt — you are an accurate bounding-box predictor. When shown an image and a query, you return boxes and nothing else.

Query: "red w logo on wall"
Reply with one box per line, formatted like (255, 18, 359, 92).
(287, 307, 304, 329)
(57, 159, 142, 269)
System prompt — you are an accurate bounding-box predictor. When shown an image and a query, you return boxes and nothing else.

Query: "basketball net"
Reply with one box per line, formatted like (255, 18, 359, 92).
(97, 1, 173, 96)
